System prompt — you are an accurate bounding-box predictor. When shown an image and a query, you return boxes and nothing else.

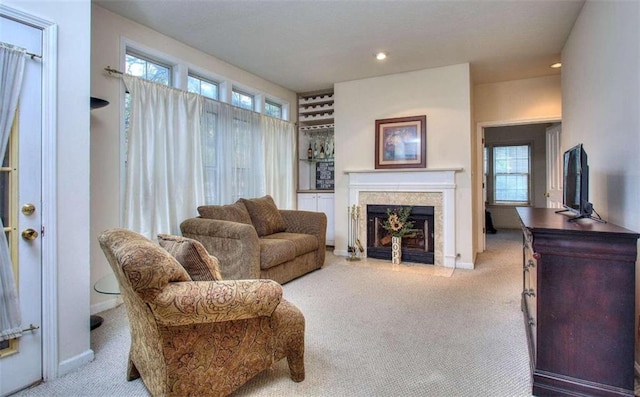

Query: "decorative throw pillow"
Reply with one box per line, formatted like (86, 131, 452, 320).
(240, 195, 287, 237)
(157, 234, 222, 281)
(197, 201, 252, 225)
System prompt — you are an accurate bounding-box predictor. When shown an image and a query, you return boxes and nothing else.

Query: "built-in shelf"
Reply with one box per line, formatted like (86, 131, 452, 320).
(298, 90, 334, 193)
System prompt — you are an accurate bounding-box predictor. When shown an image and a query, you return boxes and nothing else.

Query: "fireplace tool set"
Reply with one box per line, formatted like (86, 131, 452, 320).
(347, 205, 364, 261)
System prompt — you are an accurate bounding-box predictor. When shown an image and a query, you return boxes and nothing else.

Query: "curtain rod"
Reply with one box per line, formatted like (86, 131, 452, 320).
(26, 51, 41, 59)
(103, 65, 294, 124)
(104, 66, 123, 75)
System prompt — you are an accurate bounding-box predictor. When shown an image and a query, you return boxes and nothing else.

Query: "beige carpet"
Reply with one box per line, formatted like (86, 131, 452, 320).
(15, 230, 533, 396)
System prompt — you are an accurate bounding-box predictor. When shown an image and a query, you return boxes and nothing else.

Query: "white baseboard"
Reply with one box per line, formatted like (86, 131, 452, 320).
(90, 296, 122, 315)
(57, 349, 95, 377)
(333, 249, 348, 257)
(455, 261, 475, 270)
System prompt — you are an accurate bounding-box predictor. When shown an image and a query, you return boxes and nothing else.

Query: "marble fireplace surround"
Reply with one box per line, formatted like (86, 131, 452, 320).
(345, 168, 461, 268)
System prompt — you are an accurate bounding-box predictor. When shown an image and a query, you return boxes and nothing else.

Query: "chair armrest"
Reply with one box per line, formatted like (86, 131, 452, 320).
(150, 279, 282, 326)
(180, 217, 261, 279)
(280, 210, 327, 268)
(280, 210, 327, 246)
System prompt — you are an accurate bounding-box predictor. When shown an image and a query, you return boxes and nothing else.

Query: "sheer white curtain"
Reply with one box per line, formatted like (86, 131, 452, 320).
(263, 116, 295, 209)
(0, 43, 26, 341)
(201, 98, 265, 204)
(123, 75, 205, 239)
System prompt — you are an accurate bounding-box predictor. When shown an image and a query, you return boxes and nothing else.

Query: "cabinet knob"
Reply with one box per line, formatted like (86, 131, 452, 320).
(528, 318, 536, 327)
(524, 288, 536, 297)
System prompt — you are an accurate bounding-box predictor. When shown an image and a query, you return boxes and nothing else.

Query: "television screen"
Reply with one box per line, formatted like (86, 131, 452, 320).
(563, 146, 581, 212)
(562, 144, 589, 216)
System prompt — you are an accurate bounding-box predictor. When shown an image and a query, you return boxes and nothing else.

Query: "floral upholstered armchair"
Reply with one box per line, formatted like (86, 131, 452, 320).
(98, 229, 305, 397)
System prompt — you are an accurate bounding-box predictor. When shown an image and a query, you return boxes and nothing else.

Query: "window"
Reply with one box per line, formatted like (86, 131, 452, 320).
(188, 74, 218, 100)
(493, 144, 530, 204)
(232, 88, 254, 111)
(125, 52, 171, 85)
(124, 52, 172, 130)
(265, 100, 282, 119)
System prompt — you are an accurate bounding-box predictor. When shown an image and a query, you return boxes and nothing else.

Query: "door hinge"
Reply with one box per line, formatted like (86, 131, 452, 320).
(41, 225, 45, 237)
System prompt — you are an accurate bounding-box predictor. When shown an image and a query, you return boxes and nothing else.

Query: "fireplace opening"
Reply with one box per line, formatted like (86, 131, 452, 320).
(366, 205, 435, 264)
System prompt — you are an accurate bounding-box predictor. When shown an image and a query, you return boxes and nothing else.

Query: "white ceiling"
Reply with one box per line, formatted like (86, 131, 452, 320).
(93, 0, 585, 93)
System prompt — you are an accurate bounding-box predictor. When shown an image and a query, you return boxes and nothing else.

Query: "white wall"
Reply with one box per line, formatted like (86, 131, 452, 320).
(90, 5, 298, 312)
(334, 64, 474, 266)
(4, 0, 93, 377)
(561, 0, 640, 361)
(475, 75, 562, 123)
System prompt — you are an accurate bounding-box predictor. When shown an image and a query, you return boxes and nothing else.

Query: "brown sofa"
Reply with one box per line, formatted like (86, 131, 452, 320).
(180, 195, 327, 284)
(98, 228, 305, 397)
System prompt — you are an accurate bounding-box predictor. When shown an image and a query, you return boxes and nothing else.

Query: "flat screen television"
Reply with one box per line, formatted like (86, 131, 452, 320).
(562, 143, 593, 219)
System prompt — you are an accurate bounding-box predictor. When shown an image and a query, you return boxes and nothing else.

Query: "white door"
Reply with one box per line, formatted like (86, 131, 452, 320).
(545, 124, 563, 208)
(0, 17, 43, 396)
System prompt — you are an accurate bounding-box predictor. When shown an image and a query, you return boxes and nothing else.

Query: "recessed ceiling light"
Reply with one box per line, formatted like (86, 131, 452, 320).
(550, 62, 562, 69)
(375, 52, 387, 61)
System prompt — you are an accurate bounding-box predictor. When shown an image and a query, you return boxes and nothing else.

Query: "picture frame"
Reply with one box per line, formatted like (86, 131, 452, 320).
(374, 115, 426, 169)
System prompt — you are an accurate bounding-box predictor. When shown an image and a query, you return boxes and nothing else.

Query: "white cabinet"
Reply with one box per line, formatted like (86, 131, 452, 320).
(297, 192, 334, 246)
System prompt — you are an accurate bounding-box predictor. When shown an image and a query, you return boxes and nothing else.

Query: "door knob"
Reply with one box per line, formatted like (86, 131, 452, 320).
(21, 228, 39, 241)
(22, 203, 36, 215)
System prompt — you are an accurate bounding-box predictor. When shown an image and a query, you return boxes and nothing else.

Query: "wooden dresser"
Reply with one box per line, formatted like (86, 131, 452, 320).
(516, 207, 639, 397)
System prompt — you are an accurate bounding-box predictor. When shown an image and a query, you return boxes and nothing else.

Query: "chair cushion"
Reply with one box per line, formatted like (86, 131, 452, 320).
(259, 239, 296, 270)
(197, 201, 252, 225)
(240, 195, 286, 237)
(158, 234, 222, 281)
(263, 232, 319, 256)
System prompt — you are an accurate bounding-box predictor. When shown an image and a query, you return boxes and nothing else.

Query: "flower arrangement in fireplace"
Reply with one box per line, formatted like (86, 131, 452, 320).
(382, 206, 415, 237)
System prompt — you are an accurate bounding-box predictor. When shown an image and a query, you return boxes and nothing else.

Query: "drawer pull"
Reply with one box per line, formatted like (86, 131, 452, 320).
(523, 289, 536, 297)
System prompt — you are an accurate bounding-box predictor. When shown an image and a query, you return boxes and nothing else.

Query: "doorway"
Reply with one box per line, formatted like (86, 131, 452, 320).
(476, 119, 561, 252)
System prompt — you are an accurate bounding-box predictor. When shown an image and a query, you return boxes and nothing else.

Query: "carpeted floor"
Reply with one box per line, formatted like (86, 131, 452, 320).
(15, 230, 534, 396)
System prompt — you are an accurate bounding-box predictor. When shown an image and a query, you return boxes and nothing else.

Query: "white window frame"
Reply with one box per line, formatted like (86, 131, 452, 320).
(187, 72, 219, 100)
(265, 99, 283, 119)
(231, 87, 256, 111)
(487, 142, 532, 206)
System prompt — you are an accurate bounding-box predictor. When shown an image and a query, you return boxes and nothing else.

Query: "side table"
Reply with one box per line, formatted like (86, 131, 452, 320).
(91, 273, 120, 330)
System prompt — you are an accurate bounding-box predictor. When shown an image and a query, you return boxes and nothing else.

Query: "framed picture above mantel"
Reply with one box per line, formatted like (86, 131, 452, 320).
(374, 115, 426, 169)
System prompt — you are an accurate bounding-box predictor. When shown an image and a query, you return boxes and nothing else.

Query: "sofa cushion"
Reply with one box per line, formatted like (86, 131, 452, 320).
(240, 195, 286, 237)
(197, 201, 252, 225)
(158, 234, 222, 281)
(263, 232, 319, 257)
(259, 239, 296, 270)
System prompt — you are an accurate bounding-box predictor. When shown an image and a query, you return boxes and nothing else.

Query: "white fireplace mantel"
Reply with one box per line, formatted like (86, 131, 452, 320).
(345, 168, 462, 268)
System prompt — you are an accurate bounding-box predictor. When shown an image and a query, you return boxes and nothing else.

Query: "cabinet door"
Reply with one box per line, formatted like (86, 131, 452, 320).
(317, 193, 334, 245)
(297, 193, 317, 212)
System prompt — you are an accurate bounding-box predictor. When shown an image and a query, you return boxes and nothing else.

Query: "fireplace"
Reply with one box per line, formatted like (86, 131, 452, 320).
(366, 205, 435, 264)
(345, 168, 461, 268)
